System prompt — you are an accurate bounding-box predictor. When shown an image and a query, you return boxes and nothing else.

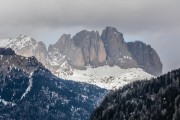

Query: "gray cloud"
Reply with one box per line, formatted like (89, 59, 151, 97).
(0, 0, 180, 73)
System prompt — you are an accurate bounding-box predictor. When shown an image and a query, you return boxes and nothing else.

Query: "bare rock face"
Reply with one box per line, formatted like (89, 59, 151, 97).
(98, 40, 107, 64)
(48, 34, 85, 69)
(72, 30, 106, 67)
(127, 41, 163, 76)
(47, 31, 107, 77)
(101, 27, 138, 68)
(47, 34, 85, 77)
(36, 41, 48, 66)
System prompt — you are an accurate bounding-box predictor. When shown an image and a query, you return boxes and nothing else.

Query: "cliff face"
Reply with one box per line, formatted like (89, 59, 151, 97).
(101, 27, 138, 68)
(47, 31, 106, 76)
(127, 41, 163, 76)
(47, 34, 85, 76)
(72, 30, 106, 67)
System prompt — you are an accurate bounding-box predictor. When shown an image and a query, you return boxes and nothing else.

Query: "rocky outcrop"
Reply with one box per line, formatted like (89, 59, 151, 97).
(0, 48, 15, 55)
(35, 41, 48, 66)
(127, 41, 162, 76)
(0, 49, 44, 77)
(72, 30, 106, 67)
(47, 34, 85, 77)
(101, 27, 138, 68)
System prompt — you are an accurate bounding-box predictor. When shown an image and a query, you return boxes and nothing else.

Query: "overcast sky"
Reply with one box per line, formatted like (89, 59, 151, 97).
(0, 0, 180, 73)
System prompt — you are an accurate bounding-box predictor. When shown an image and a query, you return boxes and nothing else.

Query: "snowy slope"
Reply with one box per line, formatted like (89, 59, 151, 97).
(0, 35, 47, 66)
(0, 35, 36, 51)
(59, 66, 154, 90)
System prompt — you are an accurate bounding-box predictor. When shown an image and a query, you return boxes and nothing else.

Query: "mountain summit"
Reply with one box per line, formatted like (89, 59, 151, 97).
(101, 27, 138, 68)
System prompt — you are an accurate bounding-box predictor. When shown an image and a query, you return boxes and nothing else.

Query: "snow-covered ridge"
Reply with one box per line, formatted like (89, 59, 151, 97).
(0, 35, 47, 66)
(59, 66, 154, 90)
(0, 35, 35, 50)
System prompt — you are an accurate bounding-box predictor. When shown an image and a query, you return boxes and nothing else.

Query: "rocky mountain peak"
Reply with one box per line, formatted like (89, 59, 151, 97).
(0, 35, 48, 67)
(103, 26, 119, 34)
(17, 34, 28, 39)
(127, 41, 163, 76)
(49, 34, 72, 54)
(101, 27, 123, 43)
(62, 33, 71, 38)
(72, 30, 100, 47)
(16, 34, 34, 43)
(58, 34, 71, 43)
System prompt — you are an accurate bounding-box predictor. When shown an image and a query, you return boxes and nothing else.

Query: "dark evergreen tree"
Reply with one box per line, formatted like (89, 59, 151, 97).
(91, 68, 180, 120)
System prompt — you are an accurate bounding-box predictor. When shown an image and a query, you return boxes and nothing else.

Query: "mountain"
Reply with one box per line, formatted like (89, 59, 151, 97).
(0, 27, 162, 89)
(0, 48, 106, 120)
(127, 41, 162, 76)
(72, 30, 106, 67)
(101, 27, 137, 68)
(47, 34, 84, 76)
(0, 35, 48, 66)
(90, 68, 180, 120)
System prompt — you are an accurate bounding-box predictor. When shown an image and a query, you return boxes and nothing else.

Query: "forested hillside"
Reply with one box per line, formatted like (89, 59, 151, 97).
(0, 48, 106, 120)
(91, 68, 180, 120)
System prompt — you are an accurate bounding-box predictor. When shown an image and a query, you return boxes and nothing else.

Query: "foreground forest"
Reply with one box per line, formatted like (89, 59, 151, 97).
(91, 68, 180, 120)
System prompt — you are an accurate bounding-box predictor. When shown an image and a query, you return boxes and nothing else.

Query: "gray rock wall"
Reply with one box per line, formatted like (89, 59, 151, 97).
(101, 27, 138, 68)
(127, 41, 162, 76)
(72, 30, 106, 67)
